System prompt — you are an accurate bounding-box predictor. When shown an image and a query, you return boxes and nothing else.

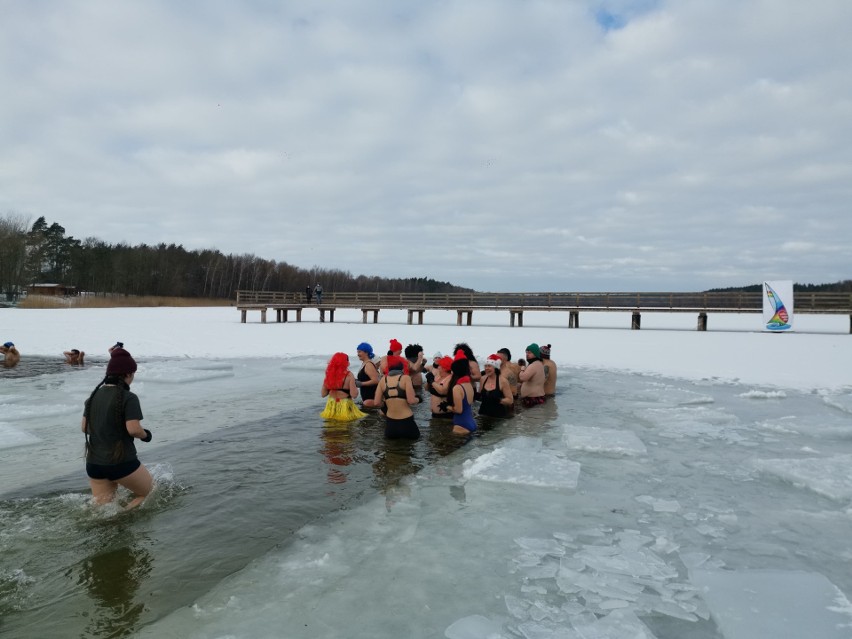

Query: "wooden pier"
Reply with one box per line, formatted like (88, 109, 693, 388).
(236, 290, 852, 332)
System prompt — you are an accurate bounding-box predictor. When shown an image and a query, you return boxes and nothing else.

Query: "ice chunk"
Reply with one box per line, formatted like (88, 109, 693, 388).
(754, 455, 852, 501)
(563, 426, 647, 456)
(738, 389, 787, 399)
(691, 569, 852, 639)
(444, 614, 504, 639)
(635, 496, 680, 513)
(515, 537, 566, 558)
(462, 448, 581, 490)
(570, 609, 657, 638)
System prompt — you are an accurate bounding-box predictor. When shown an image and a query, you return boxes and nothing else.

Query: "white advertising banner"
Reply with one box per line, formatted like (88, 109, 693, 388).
(763, 280, 793, 332)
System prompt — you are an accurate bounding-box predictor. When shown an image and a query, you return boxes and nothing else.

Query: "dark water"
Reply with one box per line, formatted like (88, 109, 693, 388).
(0, 369, 550, 639)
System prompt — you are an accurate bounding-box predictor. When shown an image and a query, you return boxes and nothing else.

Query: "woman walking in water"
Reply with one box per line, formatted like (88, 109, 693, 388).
(81, 347, 153, 510)
(320, 352, 366, 420)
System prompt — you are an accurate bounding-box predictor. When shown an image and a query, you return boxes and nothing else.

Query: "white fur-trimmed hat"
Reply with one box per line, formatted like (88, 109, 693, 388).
(484, 354, 502, 369)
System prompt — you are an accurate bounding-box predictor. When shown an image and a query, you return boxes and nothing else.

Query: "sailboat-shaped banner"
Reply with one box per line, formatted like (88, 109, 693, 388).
(763, 280, 793, 331)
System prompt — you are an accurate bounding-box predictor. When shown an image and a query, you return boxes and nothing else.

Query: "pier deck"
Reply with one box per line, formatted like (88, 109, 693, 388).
(236, 291, 852, 332)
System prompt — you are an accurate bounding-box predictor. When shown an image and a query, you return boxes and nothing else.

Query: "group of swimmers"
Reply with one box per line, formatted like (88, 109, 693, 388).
(0, 341, 89, 367)
(320, 339, 557, 440)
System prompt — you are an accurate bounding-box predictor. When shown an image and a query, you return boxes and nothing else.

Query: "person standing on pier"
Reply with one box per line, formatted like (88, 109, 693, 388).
(314, 283, 323, 304)
(305, 285, 312, 304)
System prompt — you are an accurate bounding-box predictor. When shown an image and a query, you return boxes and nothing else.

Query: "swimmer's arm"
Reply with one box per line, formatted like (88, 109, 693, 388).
(81, 416, 87, 433)
(347, 372, 359, 399)
(125, 419, 147, 439)
(500, 377, 514, 406)
(449, 385, 463, 414)
(320, 382, 330, 398)
(364, 361, 379, 385)
(363, 378, 385, 408)
(405, 378, 418, 405)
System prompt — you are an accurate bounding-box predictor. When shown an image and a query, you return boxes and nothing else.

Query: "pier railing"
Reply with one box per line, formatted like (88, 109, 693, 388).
(234, 290, 852, 331)
(236, 290, 852, 313)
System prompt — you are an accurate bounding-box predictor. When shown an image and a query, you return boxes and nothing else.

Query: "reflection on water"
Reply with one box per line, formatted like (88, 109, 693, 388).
(75, 532, 152, 639)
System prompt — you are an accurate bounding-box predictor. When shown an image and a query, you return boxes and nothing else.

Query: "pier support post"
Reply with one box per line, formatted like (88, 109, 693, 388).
(510, 310, 524, 327)
(456, 310, 473, 326)
(260, 309, 267, 324)
(569, 311, 579, 328)
(697, 312, 708, 331)
(240, 309, 247, 323)
(631, 311, 641, 330)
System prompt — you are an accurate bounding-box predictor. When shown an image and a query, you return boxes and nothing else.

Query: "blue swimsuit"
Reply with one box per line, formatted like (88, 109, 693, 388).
(453, 392, 477, 432)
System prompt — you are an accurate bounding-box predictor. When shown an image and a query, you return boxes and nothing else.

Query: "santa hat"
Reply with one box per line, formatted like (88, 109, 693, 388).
(438, 356, 453, 372)
(453, 349, 467, 361)
(389, 339, 403, 353)
(484, 354, 502, 369)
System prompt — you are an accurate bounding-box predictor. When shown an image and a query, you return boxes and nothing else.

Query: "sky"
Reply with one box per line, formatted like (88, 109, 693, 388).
(1, 0, 851, 292)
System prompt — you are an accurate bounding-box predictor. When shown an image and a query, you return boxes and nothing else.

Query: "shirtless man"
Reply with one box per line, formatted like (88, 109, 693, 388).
(1, 342, 20, 367)
(404, 343, 427, 390)
(497, 347, 521, 397)
(518, 343, 546, 407)
(540, 343, 557, 396)
(64, 349, 86, 365)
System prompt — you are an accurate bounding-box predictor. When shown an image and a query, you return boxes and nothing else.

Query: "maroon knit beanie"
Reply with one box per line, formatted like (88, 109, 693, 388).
(106, 348, 138, 376)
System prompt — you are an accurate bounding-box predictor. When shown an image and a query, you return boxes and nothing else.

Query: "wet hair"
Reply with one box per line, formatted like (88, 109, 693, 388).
(453, 342, 475, 361)
(324, 352, 351, 390)
(404, 344, 422, 359)
(498, 347, 511, 360)
(83, 374, 131, 462)
(446, 358, 471, 409)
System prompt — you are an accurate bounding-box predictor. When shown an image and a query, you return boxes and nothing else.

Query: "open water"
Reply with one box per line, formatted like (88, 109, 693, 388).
(2, 355, 852, 638)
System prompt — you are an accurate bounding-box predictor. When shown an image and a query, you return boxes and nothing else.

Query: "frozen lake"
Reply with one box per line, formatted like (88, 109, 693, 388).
(2, 349, 852, 638)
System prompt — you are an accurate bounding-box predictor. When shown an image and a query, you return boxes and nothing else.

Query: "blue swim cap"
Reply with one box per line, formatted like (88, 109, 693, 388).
(3, 342, 13, 348)
(356, 342, 374, 358)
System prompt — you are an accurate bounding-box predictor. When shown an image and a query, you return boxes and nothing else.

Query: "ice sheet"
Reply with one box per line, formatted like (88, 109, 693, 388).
(462, 444, 581, 489)
(690, 569, 852, 639)
(754, 455, 852, 502)
(563, 426, 648, 456)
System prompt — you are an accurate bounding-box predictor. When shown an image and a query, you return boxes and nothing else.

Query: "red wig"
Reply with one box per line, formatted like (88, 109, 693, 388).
(324, 352, 351, 390)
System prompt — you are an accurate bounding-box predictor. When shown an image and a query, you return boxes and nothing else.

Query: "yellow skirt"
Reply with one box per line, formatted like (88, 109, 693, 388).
(320, 397, 367, 421)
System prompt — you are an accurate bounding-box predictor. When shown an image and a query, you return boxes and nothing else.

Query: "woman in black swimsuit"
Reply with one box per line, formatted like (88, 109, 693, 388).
(355, 342, 380, 404)
(478, 354, 515, 418)
(364, 356, 421, 439)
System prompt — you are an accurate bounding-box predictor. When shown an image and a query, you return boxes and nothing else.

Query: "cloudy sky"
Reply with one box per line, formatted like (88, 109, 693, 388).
(1, 1, 850, 292)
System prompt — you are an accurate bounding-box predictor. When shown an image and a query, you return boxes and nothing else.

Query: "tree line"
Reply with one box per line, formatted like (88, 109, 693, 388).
(707, 281, 852, 293)
(0, 214, 471, 300)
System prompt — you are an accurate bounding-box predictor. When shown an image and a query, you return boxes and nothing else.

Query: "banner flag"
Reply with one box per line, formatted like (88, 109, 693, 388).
(763, 280, 793, 331)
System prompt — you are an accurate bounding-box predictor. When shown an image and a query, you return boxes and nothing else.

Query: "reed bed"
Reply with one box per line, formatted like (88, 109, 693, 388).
(17, 295, 230, 309)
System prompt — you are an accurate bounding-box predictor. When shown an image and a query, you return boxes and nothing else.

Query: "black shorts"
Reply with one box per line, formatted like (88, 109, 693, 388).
(385, 415, 420, 440)
(86, 459, 141, 481)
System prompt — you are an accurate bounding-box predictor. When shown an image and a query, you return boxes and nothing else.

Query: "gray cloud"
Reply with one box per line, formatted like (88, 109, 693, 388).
(1, 0, 850, 291)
